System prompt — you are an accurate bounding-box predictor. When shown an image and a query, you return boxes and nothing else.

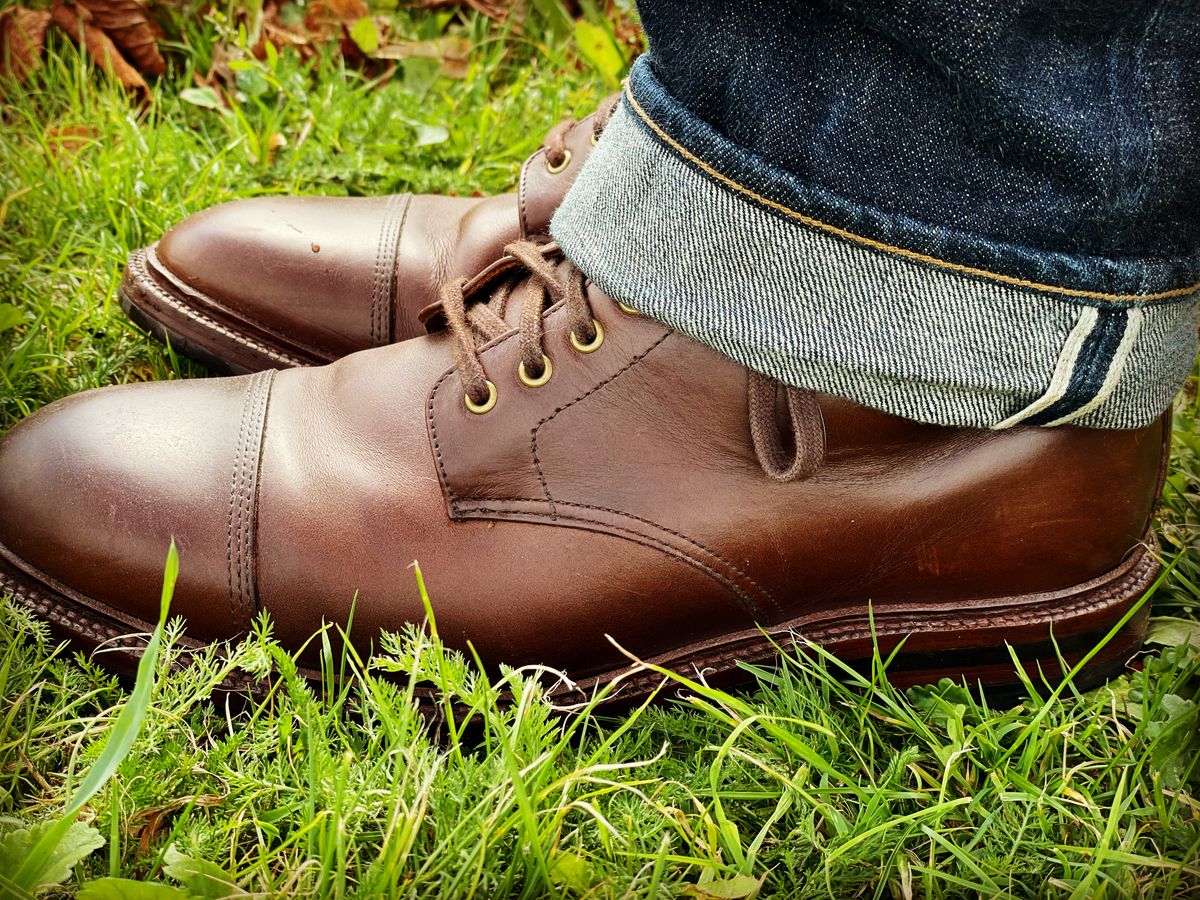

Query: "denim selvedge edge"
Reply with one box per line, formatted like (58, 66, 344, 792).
(550, 99, 1198, 430)
(622, 57, 1200, 302)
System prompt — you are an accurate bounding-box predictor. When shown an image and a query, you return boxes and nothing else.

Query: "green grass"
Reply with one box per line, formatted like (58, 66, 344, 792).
(1, 4, 1199, 896)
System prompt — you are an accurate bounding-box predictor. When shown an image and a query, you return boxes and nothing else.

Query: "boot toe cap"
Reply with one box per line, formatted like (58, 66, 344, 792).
(155, 196, 393, 356)
(0, 373, 275, 643)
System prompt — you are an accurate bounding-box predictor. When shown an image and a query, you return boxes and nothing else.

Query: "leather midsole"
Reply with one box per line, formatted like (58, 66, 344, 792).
(0, 537, 1157, 697)
(120, 246, 325, 369)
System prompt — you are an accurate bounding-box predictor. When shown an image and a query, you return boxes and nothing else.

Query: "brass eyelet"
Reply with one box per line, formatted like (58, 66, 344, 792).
(518, 355, 553, 388)
(464, 380, 497, 414)
(616, 302, 640, 316)
(569, 319, 604, 354)
(590, 131, 599, 147)
(545, 148, 573, 174)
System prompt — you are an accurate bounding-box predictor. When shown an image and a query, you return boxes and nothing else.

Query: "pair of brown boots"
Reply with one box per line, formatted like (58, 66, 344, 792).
(0, 98, 1168, 705)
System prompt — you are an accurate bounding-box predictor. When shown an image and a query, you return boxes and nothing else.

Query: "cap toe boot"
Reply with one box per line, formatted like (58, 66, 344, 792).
(1, 243, 1169, 699)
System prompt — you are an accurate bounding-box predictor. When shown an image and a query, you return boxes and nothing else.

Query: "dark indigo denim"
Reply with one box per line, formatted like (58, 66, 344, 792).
(634, 0, 1200, 298)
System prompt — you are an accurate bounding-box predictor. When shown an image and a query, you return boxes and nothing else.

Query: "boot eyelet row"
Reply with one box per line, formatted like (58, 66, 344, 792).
(468, 321, 605, 415)
(518, 355, 554, 388)
(570, 319, 604, 353)
(546, 149, 573, 174)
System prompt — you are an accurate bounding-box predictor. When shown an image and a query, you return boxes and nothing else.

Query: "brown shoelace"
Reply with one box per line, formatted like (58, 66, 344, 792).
(747, 371, 826, 482)
(439, 241, 824, 482)
(542, 94, 621, 170)
(440, 241, 598, 406)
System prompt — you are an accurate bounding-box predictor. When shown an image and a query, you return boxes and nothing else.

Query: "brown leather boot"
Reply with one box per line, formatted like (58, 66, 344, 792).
(117, 98, 617, 374)
(1, 243, 1168, 702)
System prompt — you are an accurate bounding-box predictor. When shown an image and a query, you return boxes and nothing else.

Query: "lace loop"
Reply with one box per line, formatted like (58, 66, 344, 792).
(747, 371, 826, 482)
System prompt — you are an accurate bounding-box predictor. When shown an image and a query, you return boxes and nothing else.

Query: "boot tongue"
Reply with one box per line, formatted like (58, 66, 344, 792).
(492, 276, 534, 330)
(418, 243, 562, 334)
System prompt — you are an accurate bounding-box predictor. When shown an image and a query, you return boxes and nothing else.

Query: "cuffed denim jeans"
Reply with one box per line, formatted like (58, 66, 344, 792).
(551, 0, 1200, 429)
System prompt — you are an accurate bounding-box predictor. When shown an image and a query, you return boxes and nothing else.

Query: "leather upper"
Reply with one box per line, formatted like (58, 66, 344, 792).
(0, 275, 1168, 678)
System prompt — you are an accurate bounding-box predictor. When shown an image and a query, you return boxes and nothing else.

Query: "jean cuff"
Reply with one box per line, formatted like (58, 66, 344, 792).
(549, 72, 1198, 429)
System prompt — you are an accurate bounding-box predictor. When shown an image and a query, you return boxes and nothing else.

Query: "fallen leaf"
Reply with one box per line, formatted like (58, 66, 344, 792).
(129, 794, 224, 855)
(45, 123, 100, 160)
(304, 0, 368, 41)
(265, 131, 286, 165)
(375, 36, 470, 78)
(404, 0, 514, 22)
(327, 0, 370, 18)
(0, 6, 52, 81)
(51, 0, 149, 100)
(75, 0, 164, 75)
(0, 303, 26, 333)
(200, 40, 236, 96)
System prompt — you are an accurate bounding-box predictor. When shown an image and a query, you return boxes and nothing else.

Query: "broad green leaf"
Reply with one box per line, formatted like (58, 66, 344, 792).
(349, 17, 380, 56)
(1146, 616, 1200, 649)
(178, 88, 221, 111)
(684, 874, 765, 898)
(79, 879, 190, 899)
(573, 20, 625, 86)
(11, 543, 178, 893)
(234, 66, 269, 98)
(0, 303, 25, 333)
(549, 851, 590, 891)
(163, 846, 244, 899)
(0, 821, 104, 893)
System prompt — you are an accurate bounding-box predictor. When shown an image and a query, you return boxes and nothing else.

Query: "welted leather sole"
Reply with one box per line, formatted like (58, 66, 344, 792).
(119, 246, 328, 375)
(0, 537, 1158, 706)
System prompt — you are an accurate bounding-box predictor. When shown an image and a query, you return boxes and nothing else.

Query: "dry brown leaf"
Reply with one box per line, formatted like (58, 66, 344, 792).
(51, 0, 149, 99)
(45, 123, 101, 160)
(402, 0, 516, 22)
(130, 794, 225, 854)
(304, 0, 369, 41)
(1, 6, 52, 81)
(75, 0, 165, 75)
(261, 2, 313, 51)
(201, 39, 235, 93)
(327, 0, 370, 19)
(265, 131, 286, 165)
(375, 36, 470, 78)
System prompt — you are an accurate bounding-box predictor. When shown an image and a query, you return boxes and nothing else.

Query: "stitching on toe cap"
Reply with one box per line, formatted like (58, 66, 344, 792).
(225, 369, 276, 634)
